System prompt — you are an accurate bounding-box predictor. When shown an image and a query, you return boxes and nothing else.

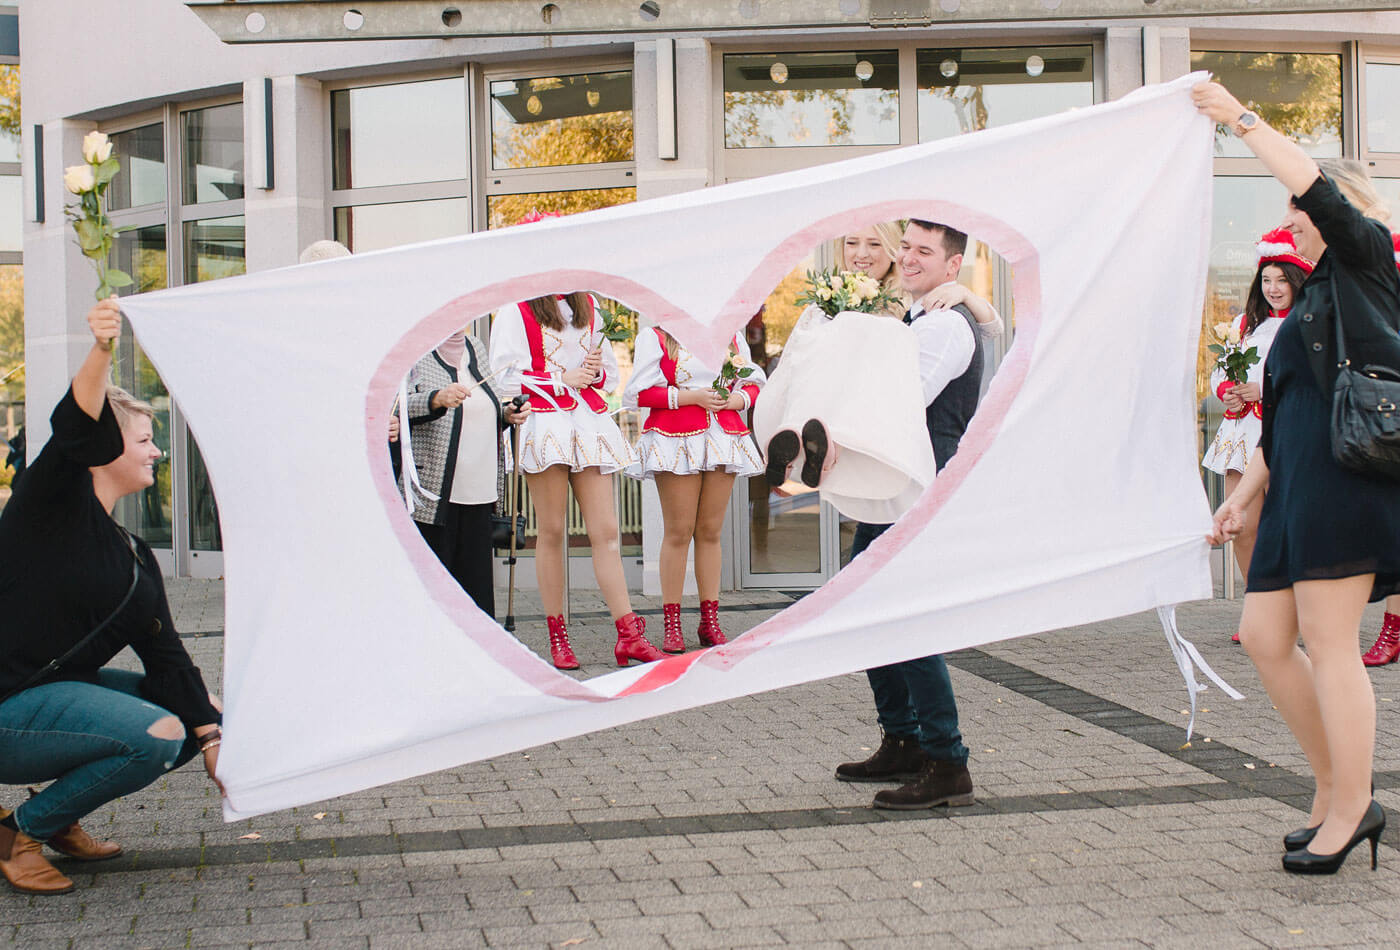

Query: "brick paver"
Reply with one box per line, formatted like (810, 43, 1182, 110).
(3, 578, 1398, 947)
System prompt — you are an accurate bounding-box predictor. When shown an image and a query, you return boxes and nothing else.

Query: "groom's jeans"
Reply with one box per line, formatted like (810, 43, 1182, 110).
(851, 521, 969, 765)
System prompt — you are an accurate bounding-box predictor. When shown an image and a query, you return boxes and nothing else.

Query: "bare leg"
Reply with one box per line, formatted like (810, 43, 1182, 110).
(525, 466, 571, 617)
(569, 467, 634, 621)
(654, 472, 701, 604)
(1224, 470, 1263, 579)
(1238, 588, 1331, 828)
(1293, 575, 1376, 855)
(694, 470, 736, 602)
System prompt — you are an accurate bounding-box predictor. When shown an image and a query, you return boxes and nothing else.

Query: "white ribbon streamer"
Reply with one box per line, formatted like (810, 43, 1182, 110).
(1157, 604, 1244, 740)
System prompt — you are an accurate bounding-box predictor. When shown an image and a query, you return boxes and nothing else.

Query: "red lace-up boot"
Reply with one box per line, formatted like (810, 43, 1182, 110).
(1363, 612, 1400, 667)
(614, 612, 665, 666)
(547, 615, 579, 670)
(697, 600, 727, 647)
(661, 603, 685, 654)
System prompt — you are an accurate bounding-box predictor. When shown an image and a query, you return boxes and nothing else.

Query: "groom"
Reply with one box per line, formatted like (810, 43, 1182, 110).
(835, 218, 986, 809)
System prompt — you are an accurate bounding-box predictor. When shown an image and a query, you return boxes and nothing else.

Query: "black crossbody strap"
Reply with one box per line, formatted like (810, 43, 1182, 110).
(0, 530, 142, 707)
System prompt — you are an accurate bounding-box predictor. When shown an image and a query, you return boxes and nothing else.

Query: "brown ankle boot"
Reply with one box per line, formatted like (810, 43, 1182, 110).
(872, 759, 975, 810)
(0, 824, 75, 894)
(834, 733, 927, 783)
(46, 823, 122, 862)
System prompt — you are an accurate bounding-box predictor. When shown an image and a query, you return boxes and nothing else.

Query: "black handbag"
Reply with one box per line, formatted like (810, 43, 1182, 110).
(1329, 274, 1400, 482)
(491, 512, 526, 549)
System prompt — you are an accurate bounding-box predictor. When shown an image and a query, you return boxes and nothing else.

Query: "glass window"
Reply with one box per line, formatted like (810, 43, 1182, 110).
(1201, 176, 1289, 397)
(110, 226, 171, 544)
(108, 123, 165, 211)
(183, 215, 245, 284)
(0, 65, 18, 164)
(490, 70, 634, 169)
(332, 78, 467, 190)
(0, 175, 20, 252)
(917, 46, 1094, 140)
(1190, 51, 1342, 158)
(181, 103, 244, 204)
(487, 187, 635, 230)
(333, 198, 470, 253)
(187, 439, 221, 552)
(1373, 177, 1400, 218)
(723, 51, 898, 149)
(1366, 63, 1400, 154)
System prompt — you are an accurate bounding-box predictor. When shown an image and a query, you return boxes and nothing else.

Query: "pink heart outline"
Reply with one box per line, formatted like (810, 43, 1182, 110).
(366, 200, 1039, 703)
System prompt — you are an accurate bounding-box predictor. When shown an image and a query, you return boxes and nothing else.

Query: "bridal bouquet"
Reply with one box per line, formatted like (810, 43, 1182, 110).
(1207, 319, 1259, 385)
(796, 268, 899, 317)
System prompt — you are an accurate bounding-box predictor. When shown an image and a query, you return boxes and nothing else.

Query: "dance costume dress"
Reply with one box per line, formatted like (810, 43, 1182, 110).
(490, 296, 635, 474)
(1201, 311, 1285, 475)
(622, 329, 766, 479)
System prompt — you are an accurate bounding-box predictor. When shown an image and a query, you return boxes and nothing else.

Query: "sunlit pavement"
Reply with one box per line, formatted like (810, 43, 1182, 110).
(4, 578, 1398, 948)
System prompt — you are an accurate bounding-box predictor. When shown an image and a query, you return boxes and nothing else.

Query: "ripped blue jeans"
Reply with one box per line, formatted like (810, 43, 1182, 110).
(0, 670, 199, 840)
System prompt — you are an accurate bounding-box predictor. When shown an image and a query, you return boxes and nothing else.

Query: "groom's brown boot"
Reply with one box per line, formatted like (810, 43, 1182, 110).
(872, 759, 975, 810)
(835, 733, 927, 783)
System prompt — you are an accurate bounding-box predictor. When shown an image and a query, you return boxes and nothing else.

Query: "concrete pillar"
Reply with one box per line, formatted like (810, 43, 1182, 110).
(244, 75, 329, 273)
(22, 119, 104, 451)
(1104, 27, 1144, 101)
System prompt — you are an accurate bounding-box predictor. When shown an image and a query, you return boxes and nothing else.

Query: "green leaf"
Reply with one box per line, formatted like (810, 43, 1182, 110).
(737, 367, 755, 377)
(1207, 344, 1226, 356)
(105, 268, 134, 288)
(93, 157, 121, 187)
(94, 283, 112, 301)
(74, 217, 106, 251)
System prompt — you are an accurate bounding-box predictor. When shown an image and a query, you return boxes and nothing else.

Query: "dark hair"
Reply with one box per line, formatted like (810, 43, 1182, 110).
(526, 292, 593, 331)
(908, 219, 968, 258)
(1243, 260, 1309, 335)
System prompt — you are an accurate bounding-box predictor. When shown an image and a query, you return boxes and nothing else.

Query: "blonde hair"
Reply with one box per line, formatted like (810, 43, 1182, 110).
(299, 240, 351, 264)
(829, 221, 906, 294)
(106, 385, 154, 430)
(1316, 158, 1392, 225)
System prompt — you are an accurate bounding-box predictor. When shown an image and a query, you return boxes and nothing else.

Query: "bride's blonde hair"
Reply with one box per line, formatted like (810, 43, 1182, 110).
(828, 221, 906, 295)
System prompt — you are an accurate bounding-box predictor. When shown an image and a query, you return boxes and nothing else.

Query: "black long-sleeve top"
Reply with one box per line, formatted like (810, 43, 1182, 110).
(0, 388, 220, 729)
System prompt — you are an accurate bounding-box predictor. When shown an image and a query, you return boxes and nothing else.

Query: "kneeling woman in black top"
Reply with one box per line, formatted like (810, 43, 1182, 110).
(0, 299, 223, 895)
(1197, 82, 1399, 874)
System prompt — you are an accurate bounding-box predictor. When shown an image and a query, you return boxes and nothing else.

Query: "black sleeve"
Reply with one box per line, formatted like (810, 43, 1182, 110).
(1293, 174, 1394, 275)
(48, 387, 125, 468)
(130, 547, 222, 729)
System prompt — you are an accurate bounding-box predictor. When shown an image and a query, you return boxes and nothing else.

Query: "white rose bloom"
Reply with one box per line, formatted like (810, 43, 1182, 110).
(1227, 325, 1242, 345)
(82, 131, 113, 164)
(63, 163, 96, 194)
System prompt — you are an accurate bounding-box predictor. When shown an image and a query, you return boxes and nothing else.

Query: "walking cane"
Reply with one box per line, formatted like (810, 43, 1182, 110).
(503, 397, 525, 633)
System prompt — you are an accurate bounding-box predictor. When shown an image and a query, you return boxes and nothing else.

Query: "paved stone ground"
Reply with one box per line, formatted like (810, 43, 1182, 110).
(5, 579, 1400, 948)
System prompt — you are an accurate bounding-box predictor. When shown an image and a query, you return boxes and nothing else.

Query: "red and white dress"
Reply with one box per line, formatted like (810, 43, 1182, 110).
(1202, 310, 1286, 475)
(622, 328, 766, 479)
(490, 296, 636, 474)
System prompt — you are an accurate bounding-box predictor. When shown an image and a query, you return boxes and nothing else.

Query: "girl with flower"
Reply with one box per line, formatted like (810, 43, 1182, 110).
(1202, 228, 1313, 643)
(490, 290, 663, 670)
(621, 330, 766, 651)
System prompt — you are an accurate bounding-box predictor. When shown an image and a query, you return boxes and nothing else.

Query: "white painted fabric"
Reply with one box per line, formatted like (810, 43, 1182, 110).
(119, 74, 1226, 820)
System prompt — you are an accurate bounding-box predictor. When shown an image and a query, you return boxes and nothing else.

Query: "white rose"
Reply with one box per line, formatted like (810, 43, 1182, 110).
(1227, 325, 1241, 345)
(63, 163, 95, 194)
(1212, 321, 1232, 342)
(82, 131, 112, 164)
(829, 275, 843, 291)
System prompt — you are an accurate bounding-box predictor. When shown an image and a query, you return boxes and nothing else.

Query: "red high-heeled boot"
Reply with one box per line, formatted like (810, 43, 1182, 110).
(547, 614, 579, 670)
(697, 600, 727, 647)
(614, 612, 665, 666)
(661, 603, 685, 654)
(1363, 612, 1400, 667)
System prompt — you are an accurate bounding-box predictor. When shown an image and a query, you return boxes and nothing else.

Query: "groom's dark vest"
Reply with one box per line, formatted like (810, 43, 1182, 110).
(907, 304, 984, 472)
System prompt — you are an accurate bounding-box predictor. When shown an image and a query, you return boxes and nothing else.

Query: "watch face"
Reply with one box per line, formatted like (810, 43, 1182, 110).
(1239, 112, 1258, 129)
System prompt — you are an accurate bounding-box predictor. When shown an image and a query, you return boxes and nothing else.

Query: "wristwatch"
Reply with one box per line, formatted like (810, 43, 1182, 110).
(1233, 110, 1260, 137)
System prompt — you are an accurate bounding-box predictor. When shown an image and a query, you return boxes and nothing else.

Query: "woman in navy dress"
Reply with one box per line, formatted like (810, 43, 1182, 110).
(1197, 81, 1400, 874)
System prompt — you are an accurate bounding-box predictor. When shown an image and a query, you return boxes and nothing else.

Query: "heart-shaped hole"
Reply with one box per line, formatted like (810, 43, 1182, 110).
(368, 202, 1039, 701)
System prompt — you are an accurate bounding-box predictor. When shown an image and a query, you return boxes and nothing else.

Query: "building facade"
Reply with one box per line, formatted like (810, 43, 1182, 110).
(19, 1, 1400, 589)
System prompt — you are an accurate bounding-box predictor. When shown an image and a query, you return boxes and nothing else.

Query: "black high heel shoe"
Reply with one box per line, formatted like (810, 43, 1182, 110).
(1281, 801, 1385, 875)
(1283, 825, 1319, 851)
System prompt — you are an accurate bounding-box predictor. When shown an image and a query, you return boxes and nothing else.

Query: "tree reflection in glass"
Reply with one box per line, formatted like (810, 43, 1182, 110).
(1191, 52, 1342, 158)
(723, 51, 899, 149)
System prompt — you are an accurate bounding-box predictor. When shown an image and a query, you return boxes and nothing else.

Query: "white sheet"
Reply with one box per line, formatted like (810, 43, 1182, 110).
(119, 74, 1221, 820)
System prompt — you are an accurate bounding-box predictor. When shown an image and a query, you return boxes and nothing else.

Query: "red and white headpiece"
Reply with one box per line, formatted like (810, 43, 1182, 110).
(1255, 227, 1315, 275)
